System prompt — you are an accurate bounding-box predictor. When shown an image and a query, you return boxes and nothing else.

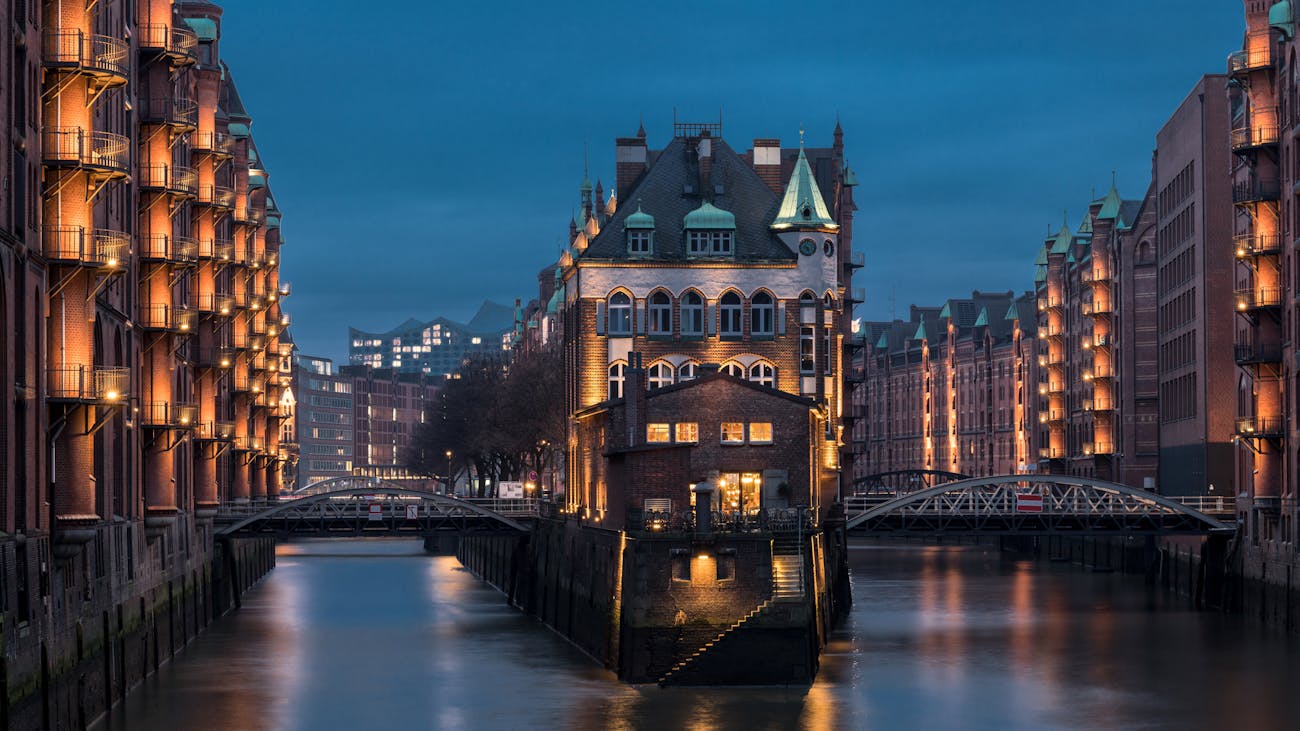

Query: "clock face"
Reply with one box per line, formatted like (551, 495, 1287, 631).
(823, 240, 835, 257)
(799, 239, 816, 256)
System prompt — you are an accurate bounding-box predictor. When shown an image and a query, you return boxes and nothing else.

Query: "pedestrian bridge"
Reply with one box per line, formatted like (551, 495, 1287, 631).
(844, 474, 1235, 536)
(215, 478, 538, 537)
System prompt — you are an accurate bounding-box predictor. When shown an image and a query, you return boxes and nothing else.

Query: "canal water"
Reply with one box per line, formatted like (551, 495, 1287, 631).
(95, 540, 1300, 731)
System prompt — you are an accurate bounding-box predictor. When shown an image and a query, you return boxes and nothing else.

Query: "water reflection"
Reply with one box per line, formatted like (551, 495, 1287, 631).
(96, 539, 1300, 731)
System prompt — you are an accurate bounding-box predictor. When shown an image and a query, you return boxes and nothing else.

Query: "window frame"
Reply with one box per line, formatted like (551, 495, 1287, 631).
(719, 291, 743, 337)
(648, 291, 672, 335)
(680, 292, 705, 336)
(646, 423, 671, 443)
(675, 422, 699, 443)
(720, 422, 745, 445)
(751, 291, 775, 337)
(628, 229, 652, 255)
(647, 361, 674, 389)
(608, 292, 632, 335)
(748, 422, 773, 444)
(608, 361, 627, 400)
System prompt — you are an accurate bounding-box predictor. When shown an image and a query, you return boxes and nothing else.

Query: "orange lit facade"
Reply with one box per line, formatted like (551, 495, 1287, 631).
(556, 121, 859, 523)
(0, 1, 292, 719)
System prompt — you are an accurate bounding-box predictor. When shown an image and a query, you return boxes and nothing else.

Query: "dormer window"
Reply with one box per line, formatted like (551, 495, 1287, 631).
(624, 204, 656, 256)
(687, 230, 733, 255)
(683, 202, 736, 256)
(628, 230, 652, 254)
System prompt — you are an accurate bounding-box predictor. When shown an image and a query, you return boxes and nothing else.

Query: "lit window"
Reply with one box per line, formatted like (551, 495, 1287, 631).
(720, 292, 742, 337)
(680, 291, 704, 335)
(648, 361, 674, 389)
(749, 361, 776, 387)
(749, 422, 773, 444)
(609, 292, 632, 335)
(649, 291, 672, 335)
(675, 422, 699, 443)
(608, 361, 627, 400)
(471, 337, 482, 345)
(646, 423, 671, 443)
(721, 422, 745, 444)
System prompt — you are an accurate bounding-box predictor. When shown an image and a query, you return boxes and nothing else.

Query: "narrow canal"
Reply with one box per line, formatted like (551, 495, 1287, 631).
(95, 539, 1300, 730)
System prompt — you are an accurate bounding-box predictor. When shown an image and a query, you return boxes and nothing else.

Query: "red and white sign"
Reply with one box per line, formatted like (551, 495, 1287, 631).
(368, 502, 383, 521)
(1015, 493, 1044, 513)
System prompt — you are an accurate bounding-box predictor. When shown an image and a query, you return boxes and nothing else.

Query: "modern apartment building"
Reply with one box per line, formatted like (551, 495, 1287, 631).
(0, 0, 292, 721)
(349, 300, 515, 375)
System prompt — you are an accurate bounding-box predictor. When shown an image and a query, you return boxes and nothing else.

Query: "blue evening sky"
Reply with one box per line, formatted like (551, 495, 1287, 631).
(215, 0, 1242, 362)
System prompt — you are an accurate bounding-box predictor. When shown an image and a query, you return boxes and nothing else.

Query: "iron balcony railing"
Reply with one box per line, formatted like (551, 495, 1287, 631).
(41, 127, 130, 175)
(1233, 178, 1282, 203)
(195, 293, 235, 316)
(1092, 441, 1115, 455)
(196, 421, 236, 441)
(1234, 343, 1284, 364)
(1093, 397, 1115, 411)
(43, 30, 129, 82)
(42, 226, 128, 268)
(627, 507, 817, 534)
(170, 235, 198, 264)
(1234, 233, 1282, 257)
(194, 346, 235, 369)
(141, 401, 198, 428)
(138, 304, 196, 333)
(139, 163, 199, 196)
(192, 131, 235, 157)
(137, 24, 198, 64)
(196, 185, 235, 209)
(1236, 287, 1284, 310)
(141, 97, 198, 129)
(1235, 416, 1285, 437)
(1231, 123, 1280, 152)
(1228, 37, 1271, 75)
(47, 365, 128, 402)
(847, 251, 865, 269)
(232, 435, 264, 452)
(213, 238, 235, 262)
(1039, 447, 1065, 459)
(1091, 300, 1113, 314)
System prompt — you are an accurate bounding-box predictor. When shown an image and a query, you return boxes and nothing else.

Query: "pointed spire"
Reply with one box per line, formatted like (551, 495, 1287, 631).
(772, 136, 837, 230)
(636, 113, 646, 139)
(913, 315, 927, 342)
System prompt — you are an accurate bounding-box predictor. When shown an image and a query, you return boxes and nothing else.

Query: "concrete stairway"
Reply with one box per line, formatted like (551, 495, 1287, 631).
(657, 599, 774, 686)
(771, 554, 804, 600)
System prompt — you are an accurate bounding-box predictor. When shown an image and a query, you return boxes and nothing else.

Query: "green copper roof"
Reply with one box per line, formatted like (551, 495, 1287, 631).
(624, 204, 655, 229)
(1272, 1, 1294, 38)
(1066, 250, 1076, 264)
(1077, 215, 1092, 234)
(248, 171, 266, 189)
(876, 331, 889, 348)
(1035, 264, 1047, 284)
(228, 122, 250, 139)
(842, 165, 859, 187)
(973, 307, 988, 327)
(771, 146, 836, 229)
(1048, 224, 1072, 255)
(913, 317, 927, 341)
(183, 17, 218, 41)
(684, 201, 736, 230)
(1097, 185, 1122, 219)
(939, 302, 951, 319)
(1034, 245, 1048, 266)
(1004, 303, 1019, 321)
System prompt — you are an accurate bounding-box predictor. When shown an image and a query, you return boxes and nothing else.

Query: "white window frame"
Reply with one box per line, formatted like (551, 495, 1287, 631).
(647, 361, 674, 389)
(719, 292, 742, 337)
(649, 292, 672, 335)
(721, 422, 745, 445)
(681, 292, 705, 335)
(608, 292, 632, 335)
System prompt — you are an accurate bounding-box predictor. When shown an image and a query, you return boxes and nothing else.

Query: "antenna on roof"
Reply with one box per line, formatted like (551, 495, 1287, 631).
(799, 124, 806, 147)
(1111, 169, 1117, 187)
(889, 286, 896, 322)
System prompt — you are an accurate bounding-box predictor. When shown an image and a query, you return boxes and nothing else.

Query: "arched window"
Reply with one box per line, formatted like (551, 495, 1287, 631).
(608, 292, 632, 335)
(720, 292, 742, 337)
(679, 360, 699, 382)
(749, 361, 776, 387)
(751, 292, 774, 336)
(680, 291, 704, 336)
(721, 361, 745, 378)
(608, 361, 627, 400)
(648, 361, 674, 389)
(649, 291, 672, 335)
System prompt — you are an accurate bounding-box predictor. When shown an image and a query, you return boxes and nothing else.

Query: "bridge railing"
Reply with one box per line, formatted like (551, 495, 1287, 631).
(845, 490, 1235, 519)
(628, 507, 817, 534)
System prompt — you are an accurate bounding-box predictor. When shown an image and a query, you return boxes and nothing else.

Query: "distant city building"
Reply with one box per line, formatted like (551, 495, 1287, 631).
(293, 357, 441, 488)
(349, 300, 516, 375)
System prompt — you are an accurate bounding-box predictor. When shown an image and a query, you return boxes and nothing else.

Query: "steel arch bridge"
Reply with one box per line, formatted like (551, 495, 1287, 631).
(844, 475, 1234, 536)
(852, 469, 969, 495)
(215, 483, 531, 537)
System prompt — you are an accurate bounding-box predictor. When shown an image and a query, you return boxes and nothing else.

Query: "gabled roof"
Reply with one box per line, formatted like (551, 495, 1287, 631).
(973, 307, 988, 327)
(1097, 185, 1123, 219)
(1048, 224, 1072, 255)
(771, 146, 837, 229)
(580, 137, 793, 261)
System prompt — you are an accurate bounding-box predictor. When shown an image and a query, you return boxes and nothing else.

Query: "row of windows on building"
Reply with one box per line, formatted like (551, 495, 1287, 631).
(626, 230, 736, 256)
(644, 421, 774, 445)
(600, 290, 835, 338)
(607, 359, 778, 399)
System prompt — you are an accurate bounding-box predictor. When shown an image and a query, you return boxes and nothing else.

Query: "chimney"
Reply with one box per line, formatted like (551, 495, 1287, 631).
(616, 136, 649, 202)
(697, 130, 713, 199)
(753, 138, 782, 194)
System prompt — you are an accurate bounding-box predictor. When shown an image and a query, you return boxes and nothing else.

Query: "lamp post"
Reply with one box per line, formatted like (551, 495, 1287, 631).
(445, 450, 453, 496)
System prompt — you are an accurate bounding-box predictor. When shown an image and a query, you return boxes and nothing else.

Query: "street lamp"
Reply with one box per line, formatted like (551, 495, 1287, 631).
(445, 450, 454, 496)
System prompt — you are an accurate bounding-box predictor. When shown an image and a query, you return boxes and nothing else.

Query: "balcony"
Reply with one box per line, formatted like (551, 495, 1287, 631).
(196, 185, 235, 210)
(1091, 300, 1113, 315)
(213, 238, 235, 262)
(141, 402, 198, 429)
(1233, 178, 1281, 204)
(42, 226, 128, 269)
(194, 346, 235, 369)
(232, 435, 264, 452)
(1039, 447, 1065, 460)
(1092, 441, 1114, 455)
(278, 281, 292, 298)
(846, 288, 864, 305)
(196, 421, 236, 441)
(192, 131, 235, 158)
(1093, 397, 1115, 412)
(138, 304, 196, 333)
(171, 236, 198, 265)
(1048, 408, 1066, 422)
(846, 251, 865, 270)
(196, 293, 236, 317)
(42, 30, 129, 88)
(141, 97, 199, 131)
(41, 127, 130, 178)
(1231, 125, 1279, 153)
(1228, 42, 1271, 76)
(1235, 343, 1284, 365)
(1236, 287, 1284, 311)
(1234, 233, 1282, 257)
(233, 332, 267, 352)
(1236, 416, 1285, 438)
(47, 365, 128, 403)
(139, 162, 199, 197)
(137, 24, 198, 65)
(1091, 333, 1111, 349)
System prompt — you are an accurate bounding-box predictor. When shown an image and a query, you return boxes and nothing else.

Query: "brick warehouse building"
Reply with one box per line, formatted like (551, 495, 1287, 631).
(555, 121, 860, 521)
(0, 1, 293, 724)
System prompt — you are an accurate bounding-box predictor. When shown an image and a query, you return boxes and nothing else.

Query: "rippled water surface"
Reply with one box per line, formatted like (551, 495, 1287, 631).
(95, 539, 1300, 730)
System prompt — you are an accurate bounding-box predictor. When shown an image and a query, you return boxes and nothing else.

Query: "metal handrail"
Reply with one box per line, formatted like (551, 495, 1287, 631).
(41, 226, 128, 268)
(41, 127, 130, 174)
(47, 365, 128, 401)
(42, 30, 129, 79)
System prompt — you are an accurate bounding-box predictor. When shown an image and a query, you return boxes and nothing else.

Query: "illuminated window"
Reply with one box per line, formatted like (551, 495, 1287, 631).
(749, 422, 773, 444)
(721, 362, 745, 378)
(681, 291, 705, 335)
(720, 292, 742, 337)
(749, 361, 776, 387)
(648, 361, 674, 389)
(800, 326, 816, 374)
(751, 292, 774, 336)
(721, 422, 744, 444)
(609, 292, 632, 335)
(675, 422, 699, 443)
(608, 361, 627, 400)
(646, 423, 671, 443)
(649, 291, 672, 335)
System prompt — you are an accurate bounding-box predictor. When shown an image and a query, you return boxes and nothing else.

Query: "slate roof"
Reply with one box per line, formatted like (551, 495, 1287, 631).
(581, 137, 794, 262)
